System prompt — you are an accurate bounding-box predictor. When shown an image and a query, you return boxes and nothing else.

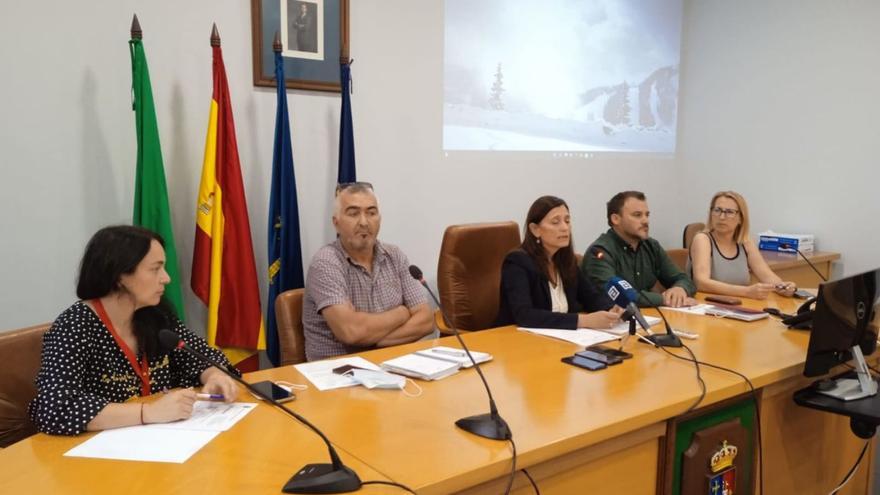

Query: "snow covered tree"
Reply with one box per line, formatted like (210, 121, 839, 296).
(488, 63, 505, 110)
(620, 81, 631, 124)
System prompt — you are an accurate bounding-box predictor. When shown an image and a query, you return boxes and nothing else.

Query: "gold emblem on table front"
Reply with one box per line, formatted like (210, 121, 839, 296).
(708, 440, 737, 495)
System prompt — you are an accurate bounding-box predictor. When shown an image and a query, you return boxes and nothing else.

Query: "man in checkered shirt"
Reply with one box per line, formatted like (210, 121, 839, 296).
(302, 183, 433, 361)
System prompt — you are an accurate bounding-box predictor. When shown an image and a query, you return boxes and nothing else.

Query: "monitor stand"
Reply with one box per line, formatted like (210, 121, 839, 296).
(816, 345, 878, 402)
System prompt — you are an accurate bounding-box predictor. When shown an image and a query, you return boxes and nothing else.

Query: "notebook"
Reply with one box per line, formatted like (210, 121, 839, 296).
(704, 303, 769, 322)
(380, 354, 462, 381)
(414, 346, 493, 368)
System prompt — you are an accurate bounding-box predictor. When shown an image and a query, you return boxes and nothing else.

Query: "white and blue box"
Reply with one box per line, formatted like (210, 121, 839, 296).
(758, 231, 815, 254)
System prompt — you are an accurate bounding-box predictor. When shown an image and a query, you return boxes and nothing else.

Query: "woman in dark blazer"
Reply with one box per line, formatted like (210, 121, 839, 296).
(496, 196, 623, 330)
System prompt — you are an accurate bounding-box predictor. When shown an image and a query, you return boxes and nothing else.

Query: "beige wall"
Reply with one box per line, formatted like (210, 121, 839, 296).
(3, 1, 876, 333)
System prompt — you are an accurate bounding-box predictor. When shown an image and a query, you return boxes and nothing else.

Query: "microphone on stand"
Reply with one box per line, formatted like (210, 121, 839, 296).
(637, 293, 685, 348)
(778, 243, 822, 329)
(779, 243, 828, 282)
(157, 330, 362, 494)
(408, 265, 511, 441)
(605, 277, 683, 348)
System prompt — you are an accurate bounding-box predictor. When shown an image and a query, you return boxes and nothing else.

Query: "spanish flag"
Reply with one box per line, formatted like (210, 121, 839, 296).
(192, 25, 264, 372)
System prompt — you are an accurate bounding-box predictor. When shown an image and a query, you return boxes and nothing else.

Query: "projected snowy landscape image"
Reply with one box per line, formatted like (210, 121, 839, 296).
(443, 0, 682, 153)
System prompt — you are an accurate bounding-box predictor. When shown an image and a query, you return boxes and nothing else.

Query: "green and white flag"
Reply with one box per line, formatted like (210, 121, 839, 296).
(129, 30, 185, 318)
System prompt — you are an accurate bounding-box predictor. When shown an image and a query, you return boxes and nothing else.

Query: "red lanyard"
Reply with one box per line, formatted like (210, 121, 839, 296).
(92, 299, 152, 396)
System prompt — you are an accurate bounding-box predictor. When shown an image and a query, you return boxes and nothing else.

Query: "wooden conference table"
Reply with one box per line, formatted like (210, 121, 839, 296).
(0, 292, 873, 494)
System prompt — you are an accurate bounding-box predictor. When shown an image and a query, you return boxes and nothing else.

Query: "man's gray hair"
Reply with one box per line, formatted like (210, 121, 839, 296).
(333, 184, 377, 217)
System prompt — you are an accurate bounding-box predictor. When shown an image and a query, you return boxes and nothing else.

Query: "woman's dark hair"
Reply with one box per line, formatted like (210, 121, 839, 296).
(521, 196, 578, 287)
(77, 225, 176, 359)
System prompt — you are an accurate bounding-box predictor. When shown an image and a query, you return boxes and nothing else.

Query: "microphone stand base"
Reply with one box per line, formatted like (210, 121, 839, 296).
(641, 333, 683, 348)
(283, 464, 362, 494)
(456, 413, 511, 440)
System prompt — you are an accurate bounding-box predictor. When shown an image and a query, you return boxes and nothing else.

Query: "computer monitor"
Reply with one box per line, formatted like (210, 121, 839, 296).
(803, 268, 880, 401)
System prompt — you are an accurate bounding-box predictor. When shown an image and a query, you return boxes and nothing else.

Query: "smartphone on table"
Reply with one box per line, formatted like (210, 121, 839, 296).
(332, 364, 368, 375)
(575, 349, 623, 365)
(561, 355, 607, 371)
(250, 380, 296, 403)
(587, 345, 633, 360)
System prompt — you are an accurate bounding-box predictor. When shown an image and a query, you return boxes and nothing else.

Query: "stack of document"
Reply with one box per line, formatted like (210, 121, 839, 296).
(381, 353, 462, 381)
(414, 346, 492, 369)
(704, 305, 769, 322)
(663, 303, 769, 322)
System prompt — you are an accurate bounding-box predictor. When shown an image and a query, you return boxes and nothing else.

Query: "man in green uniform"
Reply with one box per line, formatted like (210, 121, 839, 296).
(582, 191, 696, 307)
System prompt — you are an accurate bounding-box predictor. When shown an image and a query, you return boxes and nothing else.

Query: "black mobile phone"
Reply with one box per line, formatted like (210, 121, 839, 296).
(793, 289, 814, 299)
(575, 349, 623, 365)
(250, 380, 295, 403)
(587, 345, 633, 360)
(332, 364, 368, 375)
(561, 355, 607, 371)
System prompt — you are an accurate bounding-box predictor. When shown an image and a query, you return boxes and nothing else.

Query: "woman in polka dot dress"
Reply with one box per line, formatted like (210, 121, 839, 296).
(29, 226, 239, 435)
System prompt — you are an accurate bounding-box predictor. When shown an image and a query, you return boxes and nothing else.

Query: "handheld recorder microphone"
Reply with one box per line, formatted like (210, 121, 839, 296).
(606, 277, 684, 348)
(605, 277, 653, 333)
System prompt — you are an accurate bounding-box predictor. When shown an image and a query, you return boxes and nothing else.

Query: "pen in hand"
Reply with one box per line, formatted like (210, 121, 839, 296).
(196, 393, 225, 400)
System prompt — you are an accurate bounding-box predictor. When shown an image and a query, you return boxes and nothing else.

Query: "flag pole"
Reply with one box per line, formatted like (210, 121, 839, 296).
(273, 30, 282, 54)
(130, 14, 142, 40)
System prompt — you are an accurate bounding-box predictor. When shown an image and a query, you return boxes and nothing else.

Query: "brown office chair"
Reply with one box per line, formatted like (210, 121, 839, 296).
(666, 248, 689, 272)
(274, 289, 306, 365)
(436, 221, 521, 332)
(683, 222, 705, 249)
(0, 323, 49, 447)
(651, 249, 690, 292)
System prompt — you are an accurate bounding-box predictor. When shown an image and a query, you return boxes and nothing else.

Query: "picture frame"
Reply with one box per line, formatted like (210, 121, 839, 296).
(251, 0, 350, 92)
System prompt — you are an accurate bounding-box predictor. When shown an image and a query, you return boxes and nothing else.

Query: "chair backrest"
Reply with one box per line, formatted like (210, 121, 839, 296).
(666, 248, 689, 272)
(683, 222, 705, 249)
(437, 221, 521, 331)
(274, 289, 306, 365)
(0, 323, 49, 447)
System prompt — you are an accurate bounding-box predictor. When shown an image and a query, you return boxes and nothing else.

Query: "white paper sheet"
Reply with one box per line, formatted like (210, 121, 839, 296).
(63, 401, 256, 463)
(143, 401, 256, 431)
(659, 304, 712, 316)
(64, 427, 219, 464)
(518, 327, 620, 347)
(293, 356, 381, 391)
(600, 316, 663, 336)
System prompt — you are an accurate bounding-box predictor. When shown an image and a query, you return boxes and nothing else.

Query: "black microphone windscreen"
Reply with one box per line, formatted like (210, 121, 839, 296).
(158, 328, 182, 352)
(408, 265, 423, 281)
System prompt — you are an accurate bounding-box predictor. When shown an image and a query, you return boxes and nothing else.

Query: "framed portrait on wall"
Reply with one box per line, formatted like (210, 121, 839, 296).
(251, 0, 350, 92)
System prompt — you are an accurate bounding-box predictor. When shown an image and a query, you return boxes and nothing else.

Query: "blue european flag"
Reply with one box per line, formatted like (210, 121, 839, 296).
(338, 60, 356, 183)
(267, 49, 305, 367)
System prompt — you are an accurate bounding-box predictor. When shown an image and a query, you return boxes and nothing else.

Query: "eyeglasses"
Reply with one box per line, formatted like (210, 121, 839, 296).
(711, 207, 740, 218)
(335, 181, 373, 195)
